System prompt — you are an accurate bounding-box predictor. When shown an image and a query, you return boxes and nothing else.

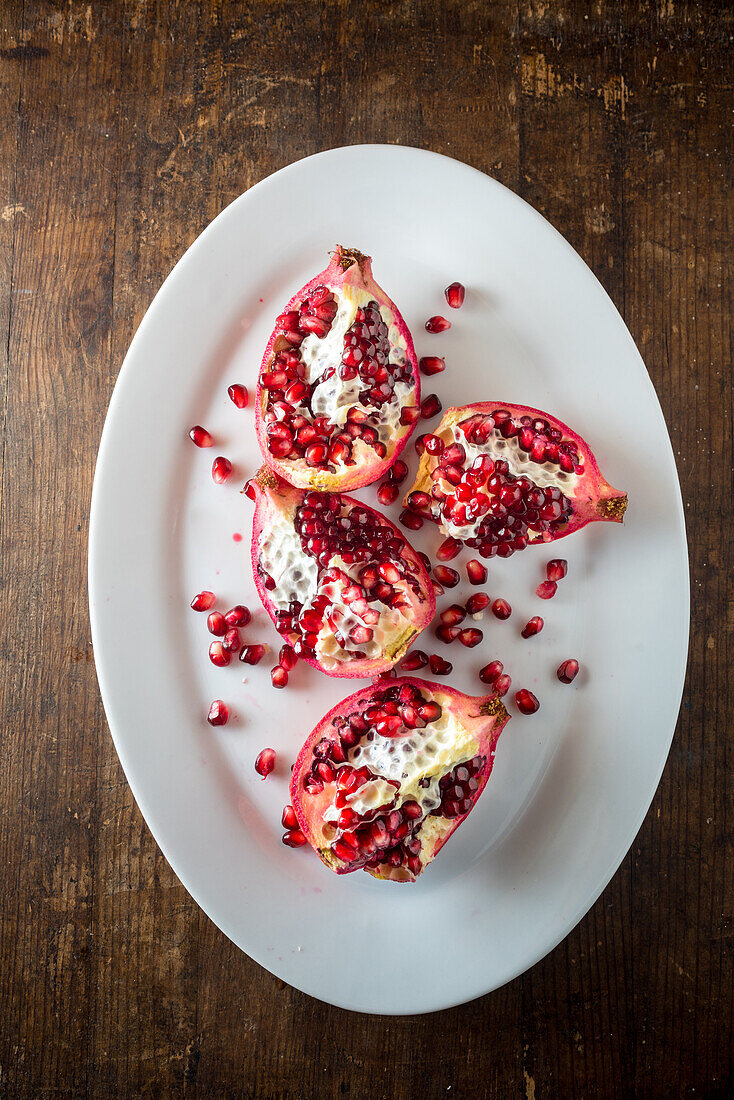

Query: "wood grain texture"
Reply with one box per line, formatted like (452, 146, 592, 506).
(0, 1, 730, 1097)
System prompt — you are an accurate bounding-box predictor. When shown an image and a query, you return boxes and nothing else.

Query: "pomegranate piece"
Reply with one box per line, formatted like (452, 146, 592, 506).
(290, 677, 510, 881)
(271, 666, 288, 688)
(479, 659, 504, 685)
(404, 402, 627, 558)
(255, 246, 420, 492)
(207, 700, 229, 726)
(228, 383, 249, 408)
(547, 558, 568, 582)
(493, 673, 511, 696)
(466, 559, 487, 585)
(209, 641, 231, 667)
(436, 536, 462, 561)
(282, 829, 307, 848)
(557, 658, 580, 684)
(433, 565, 460, 588)
(428, 654, 452, 675)
(465, 592, 490, 614)
(521, 616, 544, 638)
(212, 456, 232, 484)
(240, 643, 266, 665)
(189, 425, 213, 448)
(248, 469, 435, 679)
(191, 590, 216, 612)
(491, 598, 512, 620)
(207, 611, 226, 636)
(515, 689, 540, 715)
(425, 315, 451, 334)
(420, 393, 443, 420)
(444, 281, 466, 309)
(225, 604, 251, 627)
(400, 649, 428, 671)
(536, 580, 557, 600)
(459, 628, 483, 648)
(419, 356, 446, 376)
(255, 748, 276, 778)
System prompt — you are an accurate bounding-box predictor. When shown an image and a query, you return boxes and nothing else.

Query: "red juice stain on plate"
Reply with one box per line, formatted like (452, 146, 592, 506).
(232, 532, 243, 542)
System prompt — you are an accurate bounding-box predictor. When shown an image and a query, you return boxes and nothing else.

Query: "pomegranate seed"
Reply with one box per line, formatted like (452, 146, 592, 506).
(459, 628, 483, 648)
(466, 592, 490, 614)
(279, 644, 297, 670)
(212, 456, 232, 484)
(228, 383, 249, 408)
(401, 649, 428, 671)
(515, 689, 540, 715)
(239, 643, 266, 665)
(282, 829, 306, 848)
(521, 616, 544, 638)
(557, 659, 580, 684)
(436, 536, 462, 561)
(391, 460, 409, 483)
(190, 590, 215, 612)
(224, 605, 251, 627)
(419, 356, 446, 376)
(377, 480, 399, 506)
(440, 604, 466, 626)
(209, 641, 230, 667)
(407, 490, 431, 512)
(243, 478, 257, 501)
(400, 405, 421, 425)
(491, 598, 512, 620)
(399, 509, 423, 530)
(255, 748, 276, 778)
(425, 315, 451, 334)
(189, 425, 213, 448)
(271, 666, 288, 688)
(414, 434, 427, 455)
(494, 673, 511, 696)
(281, 804, 298, 829)
(435, 624, 459, 644)
(420, 393, 443, 419)
(207, 611, 226, 636)
(536, 580, 558, 600)
(445, 281, 466, 309)
(479, 660, 504, 685)
(547, 558, 568, 582)
(423, 434, 445, 456)
(418, 701, 442, 721)
(223, 627, 241, 653)
(433, 565, 460, 588)
(466, 560, 487, 585)
(207, 700, 229, 726)
(428, 654, 452, 675)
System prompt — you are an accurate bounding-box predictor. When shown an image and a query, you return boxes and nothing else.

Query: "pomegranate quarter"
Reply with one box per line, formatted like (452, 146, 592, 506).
(290, 678, 510, 882)
(405, 402, 627, 558)
(255, 246, 420, 492)
(246, 468, 435, 678)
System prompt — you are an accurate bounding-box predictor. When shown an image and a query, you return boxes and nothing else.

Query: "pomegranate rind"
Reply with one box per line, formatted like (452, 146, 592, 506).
(249, 469, 435, 679)
(406, 402, 627, 546)
(290, 678, 510, 882)
(255, 246, 420, 492)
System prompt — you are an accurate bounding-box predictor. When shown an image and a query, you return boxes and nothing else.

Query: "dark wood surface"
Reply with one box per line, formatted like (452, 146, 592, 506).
(0, 2, 731, 1097)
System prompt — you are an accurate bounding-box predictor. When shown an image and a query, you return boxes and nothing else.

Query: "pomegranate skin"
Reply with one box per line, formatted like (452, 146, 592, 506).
(255, 246, 420, 492)
(248, 467, 435, 679)
(290, 678, 510, 882)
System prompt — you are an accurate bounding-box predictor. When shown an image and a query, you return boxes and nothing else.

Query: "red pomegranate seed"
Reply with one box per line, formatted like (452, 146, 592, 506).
(377, 480, 399, 506)
(399, 405, 421, 425)
(428, 654, 452, 675)
(225, 605, 251, 627)
(420, 393, 443, 419)
(209, 641, 231, 667)
(493, 673, 511, 696)
(491, 598, 512, 620)
(425, 315, 451, 334)
(547, 558, 568, 582)
(222, 627, 241, 653)
(521, 616, 544, 638)
(282, 829, 306, 848)
(227, 383, 249, 408)
(401, 649, 428, 671)
(399, 509, 424, 530)
(212, 456, 232, 484)
(207, 699, 229, 726)
(255, 748, 276, 778)
(239, 643, 266, 665)
(281, 804, 298, 829)
(459, 628, 483, 648)
(465, 592, 490, 614)
(407, 490, 431, 512)
(440, 604, 466, 627)
(271, 666, 288, 688)
(207, 611, 227, 636)
(391, 460, 409, 483)
(479, 660, 504, 685)
(536, 580, 558, 600)
(436, 536, 462, 561)
(191, 590, 215, 612)
(414, 434, 427, 455)
(466, 560, 487, 586)
(444, 281, 466, 309)
(435, 624, 459, 644)
(419, 356, 446, 376)
(433, 565, 459, 588)
(279, 644, 297, 670)
(515, 689, 540, 715)
(557, 658, 580, 684)
(243, 478, 257, 501)
(423, 434, 445, 456)
(417, 701, 442, 721)
(189, 425, 213, 448)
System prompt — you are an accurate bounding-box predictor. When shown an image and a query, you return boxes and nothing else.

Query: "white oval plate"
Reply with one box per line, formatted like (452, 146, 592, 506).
(89, 145, 688, 1014)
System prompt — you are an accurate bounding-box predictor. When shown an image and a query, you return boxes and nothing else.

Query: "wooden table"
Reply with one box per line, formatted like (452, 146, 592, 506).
(1, 3, 731, 1096)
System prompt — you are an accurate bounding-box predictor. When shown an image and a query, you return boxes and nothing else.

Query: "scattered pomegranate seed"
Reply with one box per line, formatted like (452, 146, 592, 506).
(425, 315, 451, 334)
(207, 699, 229, 726)
(491, 598, 512, 620)
(401, 649, 428, 670)
(515, 689, 540, 715)
(399, 509, 424, 530)
(212, 456, 232, 484)
(459, 628, 483, 648)
(465, 592, 490, 615)
(209, 641, 231, 667)
(435, 624, 459, 644)
(557, 659, 580, 684)
(281, 804, 298, 829)
(207, 611, 227, 636)
(466, 559, 487, 586)
(547, 558, 568, 582)
(391, 459, 409, 483)
(255, 748, 276, 778)
(536, 580, 558, 600)
(419, 356, 446, 376)
(271, 666, 288, 688)
(436, 536, 462, 561)
(240, 643, 266, 665)
(243, 478, 257, 501)
(420, 393, 443, 419)
(414, 434, 427, 455)
(418, 550, 431, 571)
(440, 604, 466, 626)
(521, 616, 544, 638)
(479, 660, 504, 685)
(433, 565, 460, 588)
(222, 627, 241, 653)
(377, 480, 399, 506)
(191, 590, 216, 612)
(428, 654, 452, 675)
(493, 673, 512, 696)
(282, 829, 307, 848)
(189, 425, 213, 448)
(227, 383, 249, 408)
(445, 281, 466, 309)
(400, 405, 421, 425)
(225, 605, 251, 627)
(431, 579, 445, 597)
(279, 644, 298, 671)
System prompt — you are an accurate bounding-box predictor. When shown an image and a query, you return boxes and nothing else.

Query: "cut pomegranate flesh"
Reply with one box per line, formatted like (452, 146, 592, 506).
(290, 678, 509, 882)
(247, 468, 435, 678)
(445, 282, 466, 309)
(255, 246, 420, 492)
(189, 425, 213, 448)
(255, 748, 276, 778)
(557, 659, 580, 683)
(405, 402, 626, 558)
